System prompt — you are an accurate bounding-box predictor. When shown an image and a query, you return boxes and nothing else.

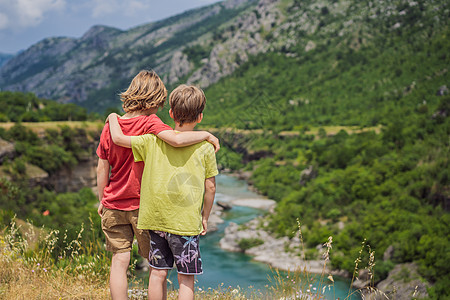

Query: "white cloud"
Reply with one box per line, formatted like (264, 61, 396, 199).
(90, 0, 150, 18)
(126, 0, 150, 17)
(0, 0, 65, 30)
(0, 12, 9, 30)
(91, 0, 119, 18)
(0, 0, 223, 53)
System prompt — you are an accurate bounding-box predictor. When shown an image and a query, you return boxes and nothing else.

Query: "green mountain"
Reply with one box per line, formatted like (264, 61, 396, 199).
(201, 0, 449, 129)
(201, 0, 449, 298)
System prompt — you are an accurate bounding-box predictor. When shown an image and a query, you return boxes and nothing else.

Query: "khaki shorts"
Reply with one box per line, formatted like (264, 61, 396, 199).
(101, 207, 150, 259)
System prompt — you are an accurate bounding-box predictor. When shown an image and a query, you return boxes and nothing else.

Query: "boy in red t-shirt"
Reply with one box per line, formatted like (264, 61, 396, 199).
(96, 70, 219, 300)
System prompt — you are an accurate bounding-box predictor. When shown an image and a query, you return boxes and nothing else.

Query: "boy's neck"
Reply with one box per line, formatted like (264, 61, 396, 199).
(123, 108, 158, 118)
(174, 122, 197, 132)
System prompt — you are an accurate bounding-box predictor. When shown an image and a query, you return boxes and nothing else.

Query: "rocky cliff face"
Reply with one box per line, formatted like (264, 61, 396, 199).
(0, 130, 99, 194)
(0, 138, 14, 163)
(49, 152, 98, 194)
(187, 0, 281, 87)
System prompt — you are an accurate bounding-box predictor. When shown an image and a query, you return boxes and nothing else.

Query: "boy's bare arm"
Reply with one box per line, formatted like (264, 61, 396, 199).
(201, 177, 216, 235)
(157, 130, 220, 152)
(96, 158, 110, 216)
(108, 113, 132, 148)
(107, 113, 220, 151)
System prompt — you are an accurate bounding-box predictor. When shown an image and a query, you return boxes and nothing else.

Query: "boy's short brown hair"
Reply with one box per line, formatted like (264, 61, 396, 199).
(120, 70, 167, 113)
(169, 85, 206, 127)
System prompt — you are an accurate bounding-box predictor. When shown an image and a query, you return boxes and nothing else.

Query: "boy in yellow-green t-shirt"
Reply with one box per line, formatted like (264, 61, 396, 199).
(108, 84, 218, 300)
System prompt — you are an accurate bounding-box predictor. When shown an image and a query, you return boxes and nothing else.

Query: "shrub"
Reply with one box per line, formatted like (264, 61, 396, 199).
(237, 238, 264, 250)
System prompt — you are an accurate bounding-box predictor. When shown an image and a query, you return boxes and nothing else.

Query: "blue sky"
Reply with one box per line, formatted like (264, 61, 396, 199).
(0, 0, 222, 54)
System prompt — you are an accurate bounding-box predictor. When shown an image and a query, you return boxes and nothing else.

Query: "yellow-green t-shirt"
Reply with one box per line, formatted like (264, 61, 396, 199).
(131, 134, 218, 235)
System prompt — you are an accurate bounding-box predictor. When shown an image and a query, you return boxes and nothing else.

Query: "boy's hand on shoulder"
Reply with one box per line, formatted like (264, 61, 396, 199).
(207, 133, 220, 153)
(106, 113, 120, 123)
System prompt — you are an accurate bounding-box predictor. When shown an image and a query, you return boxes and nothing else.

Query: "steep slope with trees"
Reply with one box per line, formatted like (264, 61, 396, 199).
(201, 0, 449, 297)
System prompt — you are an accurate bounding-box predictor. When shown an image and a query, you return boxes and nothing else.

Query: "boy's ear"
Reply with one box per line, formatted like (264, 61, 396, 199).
(197, 113, 203, 123)
(169, 109, 174, 120)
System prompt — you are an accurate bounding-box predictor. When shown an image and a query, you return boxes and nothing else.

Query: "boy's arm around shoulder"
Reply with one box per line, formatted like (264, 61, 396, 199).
(201, 176, 216, 235)
(107, 112, 220, 151)
(108, 113, 132, 148)
(157, 130, 220, 153)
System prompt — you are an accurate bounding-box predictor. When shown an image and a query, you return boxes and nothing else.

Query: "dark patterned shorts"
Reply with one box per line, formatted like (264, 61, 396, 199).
(148, 230, 203, 275)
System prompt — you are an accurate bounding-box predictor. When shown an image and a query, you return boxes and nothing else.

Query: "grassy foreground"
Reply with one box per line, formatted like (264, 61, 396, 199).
(0, 218, 111, 299)
(0, 218, 392, 300)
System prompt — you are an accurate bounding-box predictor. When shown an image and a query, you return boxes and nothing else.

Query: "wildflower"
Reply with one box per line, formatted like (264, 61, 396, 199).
(43, 210, 50, 216)
(37, 263, 40, 266)
(43, 268, 47, 272)
(32, 270, 34, 273)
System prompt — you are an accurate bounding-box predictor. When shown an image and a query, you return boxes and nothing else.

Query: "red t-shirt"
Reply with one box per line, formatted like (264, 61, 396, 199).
(96, 114, 171, 211)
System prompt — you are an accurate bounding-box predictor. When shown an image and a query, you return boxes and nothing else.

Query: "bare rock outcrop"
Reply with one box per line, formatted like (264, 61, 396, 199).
(220, 217, 329, 274)
(0, 138, 15, 163)
(375, 263, 430, 300)
(187, 0, 281, 87)
(357, 263, 430, 300)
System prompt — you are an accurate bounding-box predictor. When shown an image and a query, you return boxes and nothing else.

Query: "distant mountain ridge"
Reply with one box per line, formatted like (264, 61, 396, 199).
(0, 53, 14, 68)
(0, 0, 448, 114)
(0, 0, 262, 112)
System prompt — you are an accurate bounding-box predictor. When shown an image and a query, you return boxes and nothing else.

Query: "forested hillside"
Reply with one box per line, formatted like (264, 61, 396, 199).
(0, 92, 103, 244)
(0, 91, 96, 122)
(200, 0, 449, 297)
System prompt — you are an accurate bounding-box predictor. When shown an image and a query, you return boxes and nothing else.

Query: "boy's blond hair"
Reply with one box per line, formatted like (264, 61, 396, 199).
(120, 70, 167, 113)
(169, 85, 206, 127)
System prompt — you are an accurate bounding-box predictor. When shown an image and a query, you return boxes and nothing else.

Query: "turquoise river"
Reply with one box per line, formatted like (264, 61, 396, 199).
(138, 174, 360, 299)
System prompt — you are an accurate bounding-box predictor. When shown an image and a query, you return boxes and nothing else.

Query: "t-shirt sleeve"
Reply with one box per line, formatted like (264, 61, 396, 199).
(96, 124, 110, 160)
(131, 134, 157, 162)
(144, 115, 172, 135)
(204, 144, 219, 179)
